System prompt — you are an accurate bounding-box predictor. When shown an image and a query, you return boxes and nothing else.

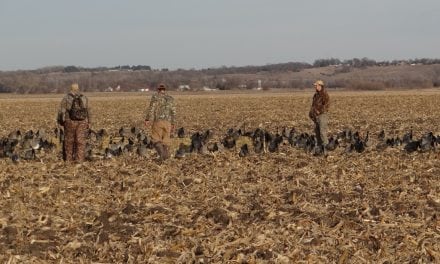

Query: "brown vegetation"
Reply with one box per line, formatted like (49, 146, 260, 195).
(0, 91, 439, 263)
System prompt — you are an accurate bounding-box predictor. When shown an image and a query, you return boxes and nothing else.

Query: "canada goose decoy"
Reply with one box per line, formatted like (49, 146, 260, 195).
(377, 130, 385, 141)
(325, 137, 339, 151)
(8, 130, 22, 141)
(253, 138, 264, 154)
(207, 142, 219, 152)
(191, 132, 204, 153)
(202, 129, 213, 144)
(268, 134, 283, 153)
(312, 145, 324, 156)
(364, 131, 373, 148)
(420, 132, 435, 152)
(24, 130, 34, 140)
(404, 140, 420, 153)
(30, 138, 42, 150)
(130, 126, 141, 136)
(395, 137, 403, 147)
(304, 135, 316, 153)
(287, 128, 297, 146)
(295, 133, 309, 149)
(175, 143, 191, 159)
(239, 144, 249, 157)
(119, 127, 132, 138)
(177, 127, 185, 138)
(11, 153, 20, 163)
(22, 149, 36, 160)
(402, 130, 413, 144)
(386, 138, 395, 147)
(35, 129, 46, 140)
(281, 127, 290, 139)
(222, 135, 236, 149)
(123, 138, 136, 152)
(354, 138, 365, 153)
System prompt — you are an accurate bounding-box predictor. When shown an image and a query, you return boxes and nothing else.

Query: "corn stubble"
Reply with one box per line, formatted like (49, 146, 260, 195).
(0, 91, 439, 263)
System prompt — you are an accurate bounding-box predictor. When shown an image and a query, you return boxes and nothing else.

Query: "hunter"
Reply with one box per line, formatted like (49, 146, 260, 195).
(309, 80, 330, 153)
(145, 83, 176, 160)
(57, 83, 91, 162)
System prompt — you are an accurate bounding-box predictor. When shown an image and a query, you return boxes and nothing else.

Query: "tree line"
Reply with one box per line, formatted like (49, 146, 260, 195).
(312, 57, 440, 68)
(0, 58, 439, 93)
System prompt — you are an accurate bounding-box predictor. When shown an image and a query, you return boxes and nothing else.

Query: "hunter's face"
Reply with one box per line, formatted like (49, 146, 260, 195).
(315, 85, 322, 92)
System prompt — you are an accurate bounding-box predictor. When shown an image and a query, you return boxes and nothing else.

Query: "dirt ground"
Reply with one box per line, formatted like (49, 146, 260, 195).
(0, 90, 439, 263)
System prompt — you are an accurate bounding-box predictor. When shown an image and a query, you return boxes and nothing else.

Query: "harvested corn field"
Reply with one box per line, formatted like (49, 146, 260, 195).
(0, 90, 439, 263)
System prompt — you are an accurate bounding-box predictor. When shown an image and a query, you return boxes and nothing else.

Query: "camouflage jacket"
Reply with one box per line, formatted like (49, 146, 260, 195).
(309, 90, 330, 120)
(146, 93, 176, 125)
(57, 92, 91, 125)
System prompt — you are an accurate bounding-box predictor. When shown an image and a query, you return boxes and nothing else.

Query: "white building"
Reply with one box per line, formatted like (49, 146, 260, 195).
(178, 85, 191, 91)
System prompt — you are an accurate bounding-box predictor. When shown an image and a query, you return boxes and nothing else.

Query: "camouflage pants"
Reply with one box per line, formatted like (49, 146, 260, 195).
(64, 120, 88, 162)
(151, 120, 172, 146)
(314, 113, 329, 147)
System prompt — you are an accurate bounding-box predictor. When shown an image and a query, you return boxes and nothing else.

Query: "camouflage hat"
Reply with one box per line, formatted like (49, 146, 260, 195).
(157, 83, 166, 90)
(313, 80, 325, 87)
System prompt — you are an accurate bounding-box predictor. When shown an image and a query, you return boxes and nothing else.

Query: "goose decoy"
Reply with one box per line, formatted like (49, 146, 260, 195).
(386, 138, 394, 147)
(177, 127, 185, 138)
(11, 153, 20, 163)
(239, 144, 249, 157)
(222, 135, 236, 149)
(119, 127, 132, 138)
(354, 138, 365, 153)
(191, 132, 204, 152)
(281, 127, 290, 139)
(393, 137, 402, 147)
(175, 143, 191, 158)
(22, 149, 36, 160)
(202, 129, 213, 144)
(402, 130, 413, 144)
(404, 140, 420, 153)
(130, 126, 141, 136)
(364, 131, 373, 148)
(207, 142, 220, 152)
(377, 130, 385, 141)
(420, 132, 435, 152)
(253, 138, 264, 154)
(268, 134, 283, 152)
(8, 130, 22, 141)
(325, 137, 339, 151)
(312, 145, 324, 156)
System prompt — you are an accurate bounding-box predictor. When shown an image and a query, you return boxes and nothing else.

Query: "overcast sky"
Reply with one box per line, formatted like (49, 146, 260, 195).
(0, 0, 439, 71)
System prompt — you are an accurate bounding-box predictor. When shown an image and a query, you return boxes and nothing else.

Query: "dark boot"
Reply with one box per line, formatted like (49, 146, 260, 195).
(162, 145, 170, 160)
(154, 143, 165, 160)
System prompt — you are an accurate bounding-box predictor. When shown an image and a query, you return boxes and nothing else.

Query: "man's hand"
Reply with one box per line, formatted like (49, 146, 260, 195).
(308, 110, 314, 120)
(144, 120, 150, 127)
